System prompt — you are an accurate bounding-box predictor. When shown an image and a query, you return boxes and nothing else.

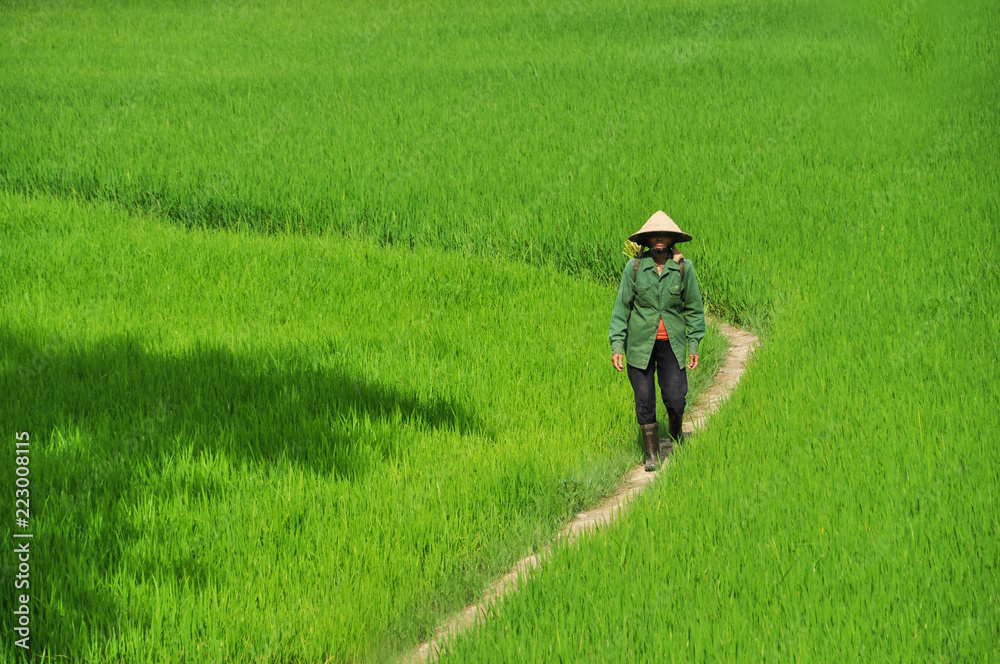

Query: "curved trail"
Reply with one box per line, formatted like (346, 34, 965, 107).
(403, 319, 759, 664)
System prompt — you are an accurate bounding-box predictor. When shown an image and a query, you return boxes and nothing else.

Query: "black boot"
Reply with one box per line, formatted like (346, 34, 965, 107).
(658, 435, 673, 461)
(661, 411, 684, 459)
(641, 422, 660, 472)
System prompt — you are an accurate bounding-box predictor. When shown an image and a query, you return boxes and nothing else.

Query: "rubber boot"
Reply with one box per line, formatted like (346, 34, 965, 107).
(641, 422, 660, 472)
(661, 411, 684, 459)
(658, 435, 673, 461)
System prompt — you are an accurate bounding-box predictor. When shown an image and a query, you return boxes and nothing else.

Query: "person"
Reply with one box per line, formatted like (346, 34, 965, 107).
(609, 211, 706, 471)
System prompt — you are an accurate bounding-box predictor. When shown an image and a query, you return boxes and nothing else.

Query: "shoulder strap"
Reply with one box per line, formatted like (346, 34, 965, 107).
(679, 257, 686, 306)
(635, 254, 685, 285)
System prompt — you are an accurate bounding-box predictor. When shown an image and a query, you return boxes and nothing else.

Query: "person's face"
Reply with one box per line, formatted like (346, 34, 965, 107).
(648, 235, 673, 251)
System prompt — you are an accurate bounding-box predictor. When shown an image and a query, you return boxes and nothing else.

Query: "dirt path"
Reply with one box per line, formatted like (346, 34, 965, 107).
(402, 319, 759, 664)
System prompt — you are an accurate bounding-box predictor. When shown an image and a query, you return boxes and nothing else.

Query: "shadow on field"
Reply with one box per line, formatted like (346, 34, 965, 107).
(0, 326, 491, 649)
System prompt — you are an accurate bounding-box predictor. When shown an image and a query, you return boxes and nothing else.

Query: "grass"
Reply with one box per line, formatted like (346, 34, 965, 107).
(433, 1, 1000, 661)
(0, 0, 910, 311)
(1, 0, 997, 661)
(0, 191, 724, 661)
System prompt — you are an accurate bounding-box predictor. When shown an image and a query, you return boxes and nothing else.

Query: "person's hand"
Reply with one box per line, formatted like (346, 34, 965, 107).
(672, 247, 684, 263)
(612, 353, 624, 372)
(687, 354, 700, 370)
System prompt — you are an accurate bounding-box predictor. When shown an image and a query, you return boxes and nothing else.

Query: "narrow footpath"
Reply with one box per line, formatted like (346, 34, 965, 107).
(403, 318, 760, 663)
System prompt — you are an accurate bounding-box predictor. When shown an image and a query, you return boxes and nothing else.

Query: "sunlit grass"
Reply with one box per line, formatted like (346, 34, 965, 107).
(1, 0, 997, 661)
(0, 192, 724, 661)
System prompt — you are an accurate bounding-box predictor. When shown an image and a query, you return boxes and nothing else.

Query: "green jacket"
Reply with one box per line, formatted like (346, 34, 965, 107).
(609, 253, 706, 370)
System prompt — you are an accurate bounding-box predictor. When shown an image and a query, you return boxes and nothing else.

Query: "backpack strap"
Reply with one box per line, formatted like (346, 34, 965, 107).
(636, 253, 685, 280)
(680, 257, 686, 306)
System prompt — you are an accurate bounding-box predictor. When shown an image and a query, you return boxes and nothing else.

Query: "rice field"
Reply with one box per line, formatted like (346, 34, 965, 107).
(1, 0, 998, 661)
(0, 191, 725, 661)
(0, 189, 721, 662)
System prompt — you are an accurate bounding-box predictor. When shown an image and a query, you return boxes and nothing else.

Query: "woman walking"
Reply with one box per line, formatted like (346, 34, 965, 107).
(609, 211, 706, 471)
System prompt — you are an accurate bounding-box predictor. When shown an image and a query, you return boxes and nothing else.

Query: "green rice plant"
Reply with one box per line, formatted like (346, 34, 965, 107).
(0, 0, 996, 660)
(0, 192, 724, 662)
(0, 0, 922, 298)
(436, 1, 1000, 660)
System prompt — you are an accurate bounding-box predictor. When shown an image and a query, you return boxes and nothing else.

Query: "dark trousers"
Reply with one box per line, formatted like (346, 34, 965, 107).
(627, 339, 687, 426)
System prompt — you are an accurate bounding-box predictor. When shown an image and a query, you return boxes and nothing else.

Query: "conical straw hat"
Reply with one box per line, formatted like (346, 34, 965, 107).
(628, 211, 692, 245)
